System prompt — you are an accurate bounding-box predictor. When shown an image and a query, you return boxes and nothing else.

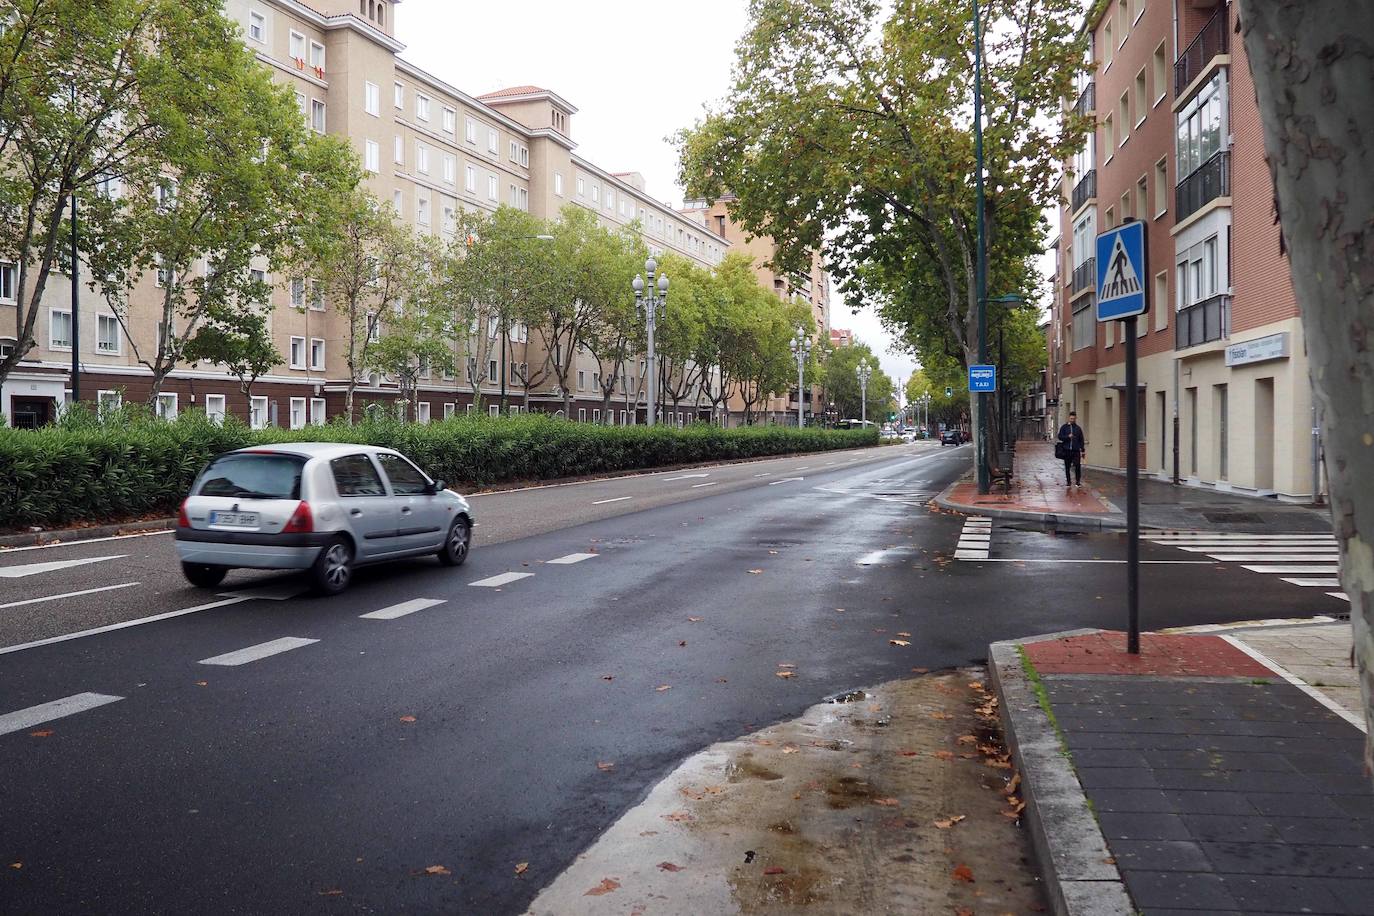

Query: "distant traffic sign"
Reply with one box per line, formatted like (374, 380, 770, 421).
(1096, 220, 1148, 321)
(968, 365, 997, 393)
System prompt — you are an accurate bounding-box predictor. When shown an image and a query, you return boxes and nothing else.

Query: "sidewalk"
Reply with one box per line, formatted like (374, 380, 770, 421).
(937, 441, 1332, 533)
(992, 619, 1374, 916)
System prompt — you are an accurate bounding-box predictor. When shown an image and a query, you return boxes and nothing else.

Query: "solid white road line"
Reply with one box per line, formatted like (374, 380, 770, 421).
(1239, 565, 1341, 575)
(0, 582, 141, 610)
(592, 496, 633, 505)
(199, 636, 318, 667)
(0, 596, 251, 656)
(0, 555, 126, 578)
(547, 553, 597, 565)
(1172, 545, 1339, 553)
(0, 692, 124, 738)
(0, 530, 174, 553)
(360, 598, 446, 620)
(469, 572, 534, 588)
(662, 473, 710, 481)
(1221, 635, 1365, 733)
(1148, 534, 1335, 541)
(690, 482, 718, 489)
(793, 466, 811, 471)
(1280, 578, 1343, 588)
(753, 473, 772, 478)
(976, 558, 1214, 564)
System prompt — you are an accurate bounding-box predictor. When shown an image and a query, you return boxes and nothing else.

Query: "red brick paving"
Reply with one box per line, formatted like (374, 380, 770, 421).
(942, 442, 1115, 516)
(1024, 630, 1276, 678)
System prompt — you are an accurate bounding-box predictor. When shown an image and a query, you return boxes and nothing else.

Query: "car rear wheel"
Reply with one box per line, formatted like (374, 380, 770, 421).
(311, 537, 353, 595)
(182, 562, 228, 588)
(437, 517, 471, 567)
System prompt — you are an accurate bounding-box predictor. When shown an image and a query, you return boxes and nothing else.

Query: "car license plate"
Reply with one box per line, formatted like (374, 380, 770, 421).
(210, 511, 259, 527)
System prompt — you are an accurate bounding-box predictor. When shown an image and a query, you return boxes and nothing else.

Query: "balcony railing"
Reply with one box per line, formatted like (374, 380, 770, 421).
(1072, 257, 1097, 295)
(1073, 81, 1095, 118)
(1176, 150, 1231, 222)
(1175, 3, 1229, 97)
(1176, 294, 1231, 350)
(1071, 169, 1097, 213)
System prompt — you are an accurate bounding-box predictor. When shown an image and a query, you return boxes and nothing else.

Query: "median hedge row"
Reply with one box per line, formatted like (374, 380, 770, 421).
(0, 409, 877, 530)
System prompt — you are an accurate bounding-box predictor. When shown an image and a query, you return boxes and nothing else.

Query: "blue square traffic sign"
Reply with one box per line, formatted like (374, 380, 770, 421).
(1096, 221, 1148, 321)
(969, 364, 997, 393)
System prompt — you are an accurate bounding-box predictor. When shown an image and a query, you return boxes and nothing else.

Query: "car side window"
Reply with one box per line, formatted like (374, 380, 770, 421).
(331, 455, 386, 497)
(377, 453, 430, 496)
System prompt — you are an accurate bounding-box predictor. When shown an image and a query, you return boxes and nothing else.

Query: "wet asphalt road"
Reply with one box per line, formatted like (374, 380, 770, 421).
(0, 443, 1344, 913)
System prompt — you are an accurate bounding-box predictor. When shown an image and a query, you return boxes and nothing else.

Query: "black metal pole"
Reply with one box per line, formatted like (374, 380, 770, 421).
(972, 0, 989, 494)
(1125, 315, 1140, 654)
(70, 190, 80, 404)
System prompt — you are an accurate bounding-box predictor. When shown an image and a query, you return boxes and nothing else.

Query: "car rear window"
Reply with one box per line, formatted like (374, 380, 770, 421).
(196, 453, 305, 500)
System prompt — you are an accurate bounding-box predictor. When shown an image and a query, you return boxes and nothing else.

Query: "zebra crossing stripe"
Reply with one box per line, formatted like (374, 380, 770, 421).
(1239, 565, 1340, 575)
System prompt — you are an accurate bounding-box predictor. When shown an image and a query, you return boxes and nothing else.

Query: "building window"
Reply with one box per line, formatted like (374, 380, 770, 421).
(309, 280, 325, 311)
(289, 30, 305, 61)
(1102, 114, 1114, 160)
(591, 184, 599, 204)
(1104, 205, 1115, 229)
(311, 398, 326, 425)
(1136, 175, 1148, 221)
(310, 99, 325, 133)
(310, 338, 325, 370)
(1154, 271, 1169, 331)
(488, 358, 497, 380)
(98, 390, 122, 417)
(415, 402, 430, 424)
(465, 165, 476, 193)
(364, 81, 380, 116)
(442, 204, 455, 235)
(205, 394, 226, 425)
(1118, 91, 1129, 145)
(554, 172, 563, 196)
(487, 175, 497, 200)
(416, 142, 429, 174)
(444, 402, 456, 419)
(465, 117, 476, 144)
(1120, 190, 1131, 221)
(442, 154, 455, 184)
(1134, 68, 1147, 127)
(577, 369, 585, 389)
(1117, 0, 1128, 43)
(289, 397, 306, 430)
(49, 308, 72, 350)
(1176, 73, 1225, 180)
(487, 127, 498, 153)
(416, 194, 430, 226)
(394, 81, 404, 109)
(247, 9, 265, 42)
(250, 396, 268, 429)
(576, 177, 585, 197)
(364, 139, 379, 173)
(1103, 18, 1113, 67)
(415, 93, 430, 122)
(442, 107, 456, 134)
(393, 188, 403, 214)
(1152, 41, 1167, 105)
(308, 41, 325, 71)
(290, 277, 305, 308)
(289, 336, 305, 369)
(97, 314, 120, 354)
(393, 135, 404, 165)
(1154, 157, 1168, 215)
(0, 262, 14, 302)
(489, 404, 499, 418)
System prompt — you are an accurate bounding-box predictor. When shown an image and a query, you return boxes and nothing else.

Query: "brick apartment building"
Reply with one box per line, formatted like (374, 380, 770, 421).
(0, 0, 829, 431)
(1050, 0, 1318, 501)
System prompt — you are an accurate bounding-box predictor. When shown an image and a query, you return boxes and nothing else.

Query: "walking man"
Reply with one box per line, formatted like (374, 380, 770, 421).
(1057, 411, 1086, 487)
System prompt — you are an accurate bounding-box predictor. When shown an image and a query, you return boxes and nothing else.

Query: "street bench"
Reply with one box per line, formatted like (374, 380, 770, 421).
(989, 447, 1014, 492)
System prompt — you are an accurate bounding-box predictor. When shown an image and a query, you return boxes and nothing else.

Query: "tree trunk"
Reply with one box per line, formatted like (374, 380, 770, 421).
(1235, 0, 1374, 770)
(345, 381, 356, 424)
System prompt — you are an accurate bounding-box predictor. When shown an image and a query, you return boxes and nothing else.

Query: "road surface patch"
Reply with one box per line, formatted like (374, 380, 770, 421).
(199, 637, 319, 667)
(0, 692, 124, 738)
(360, 598, 446, 620)
(468, 572, 534, 588)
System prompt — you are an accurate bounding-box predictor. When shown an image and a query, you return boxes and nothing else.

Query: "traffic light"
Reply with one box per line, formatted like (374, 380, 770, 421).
(888, 412, 896, 422)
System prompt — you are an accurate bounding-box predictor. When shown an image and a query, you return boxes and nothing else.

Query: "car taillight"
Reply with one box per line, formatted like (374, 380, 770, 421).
(283, 500, 313, 534)
(178, 500, 191, 528)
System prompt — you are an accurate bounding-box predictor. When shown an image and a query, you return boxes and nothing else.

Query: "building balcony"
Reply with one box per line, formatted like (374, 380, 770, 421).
(1176, 294, 1231, 350)
(1071, 258, 1097, 295)
(1071, 169, 1097, 213)
(1073, 81, 1095, 118)
(1175, 3, 1229, 97)
(1176, 150, 1230, 222)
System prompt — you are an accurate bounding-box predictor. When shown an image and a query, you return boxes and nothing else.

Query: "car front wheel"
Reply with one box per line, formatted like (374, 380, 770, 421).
(182, 562, 228, 588)
(437, 517, 471, 567)
(311, 537, 354, 595)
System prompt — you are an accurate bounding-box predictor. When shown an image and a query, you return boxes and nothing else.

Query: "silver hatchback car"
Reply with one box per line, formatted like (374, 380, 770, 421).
(175, 443, 473, 594)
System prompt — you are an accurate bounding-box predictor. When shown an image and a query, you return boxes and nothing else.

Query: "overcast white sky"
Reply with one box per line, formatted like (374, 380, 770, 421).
(398, 0, 920, 399)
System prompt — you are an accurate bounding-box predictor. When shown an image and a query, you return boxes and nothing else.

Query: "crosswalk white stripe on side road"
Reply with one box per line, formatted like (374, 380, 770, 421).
(360, 598, 446, 620)
(1200, 555, 1342, 563)
(1239, 565, 1340, 575)
(546, 553, 597, 565)
(468, 572, 534, 588)
(1172, 545, 1338, 553)
(199, 637, 318, 667)
(0, 692, 124, 738)
(1280, 578, 1342, 588)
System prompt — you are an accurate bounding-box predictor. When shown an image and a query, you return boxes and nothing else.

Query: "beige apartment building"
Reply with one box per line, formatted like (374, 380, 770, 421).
(1, 0, 755, 429)
(1049, 0, 1320, 502)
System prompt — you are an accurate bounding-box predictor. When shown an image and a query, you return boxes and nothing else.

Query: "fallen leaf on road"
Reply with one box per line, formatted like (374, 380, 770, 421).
(514, 862, 529, 876)
(957, 734, 978, 745)
(584, 878, 621, 896)
(874, 797, 900, 807)
(932, 750, 955, 761)
(775, 670, 795, 679)
(195, 681, 208, 687)
(763, 866, 786, 875)
(662, 811, 693, 823)
(715, 677, 729, 683)
(422, 865, 450, 876)
(782, 744, 799, 754)
(29, 730, 53, 738)
(889, 639, 911, 647)
(596, 761, 615, 771)
(897, 631, 912, 638)
(399, 715, 417, 723)
(8, 863, 21, 870)
(657, 861, 683, 872)
(768, 550, 779, 555)
(600, 675, 614, 681)
(777, 663, 796, 669)
(835, 608, 845, 612)
(678, 640, 687, 647)
(747, 569, 763, 574)
(655, 685, 672, 692)
(968, 681, 984, 691)
(934, 815, 966, 829)
(318, 888, 343, 896)
(687, 616, 703, 622)
(952, 863, 975, 883)
(930, 712, 953, 720)
(899, 749, 919, 757)
(1005, 773, 1022, 795)
(912, 667, 930, 674)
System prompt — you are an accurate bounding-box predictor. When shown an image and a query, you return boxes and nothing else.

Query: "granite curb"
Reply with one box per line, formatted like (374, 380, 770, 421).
(934, 479, 1127, 531)
(0, 517, 176, 548)
(989, 632, 1135, 916)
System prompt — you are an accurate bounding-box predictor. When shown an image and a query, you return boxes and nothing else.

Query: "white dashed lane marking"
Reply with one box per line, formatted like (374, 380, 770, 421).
(592, 497, 633, 505)
(547, 553, 597, 565)
(360, 598, 447, 620)
(199, 637, 319, 667)
(0, 555, 126, 578)
(0, 692, 124, 738)
(0, 582, 140, 610)
(468, 572, 534, 588)
(691, 482, 717, 489)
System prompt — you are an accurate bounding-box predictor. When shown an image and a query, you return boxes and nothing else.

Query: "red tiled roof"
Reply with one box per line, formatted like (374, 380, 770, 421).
(477, 86, 546, 100)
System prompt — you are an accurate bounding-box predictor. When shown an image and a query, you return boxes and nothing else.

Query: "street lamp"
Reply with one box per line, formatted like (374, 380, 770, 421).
(856, 358, 873, 427)
(788, 328, 811, 428)
(632, 257, 669, 426)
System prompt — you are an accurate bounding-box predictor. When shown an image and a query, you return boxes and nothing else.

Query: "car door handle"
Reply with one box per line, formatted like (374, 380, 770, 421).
(350, 509, 363, 517)
(401, 507, 412, 514)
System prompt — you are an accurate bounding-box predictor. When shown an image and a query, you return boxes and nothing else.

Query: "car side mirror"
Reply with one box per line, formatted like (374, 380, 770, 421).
(429, 479, 446, 494)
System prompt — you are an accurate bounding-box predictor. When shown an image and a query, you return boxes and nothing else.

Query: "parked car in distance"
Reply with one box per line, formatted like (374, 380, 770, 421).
(940, 429, 961, 446)
(175, 443, 472, 595)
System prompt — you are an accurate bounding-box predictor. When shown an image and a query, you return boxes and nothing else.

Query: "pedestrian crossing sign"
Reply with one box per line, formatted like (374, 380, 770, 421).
(1095, 220, 1148, 321)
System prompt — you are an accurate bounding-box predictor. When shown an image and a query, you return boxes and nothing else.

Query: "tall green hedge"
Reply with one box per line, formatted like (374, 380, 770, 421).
(0, 408, 876, 530)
